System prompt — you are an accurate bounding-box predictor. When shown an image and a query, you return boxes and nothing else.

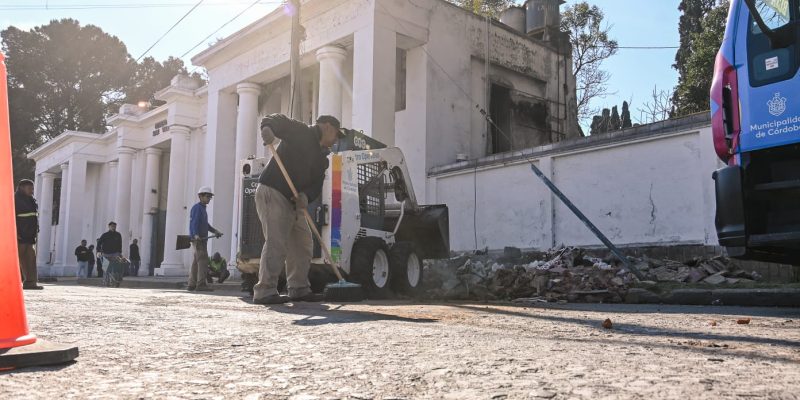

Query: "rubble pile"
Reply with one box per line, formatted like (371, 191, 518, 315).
(422, 247, 762, 303)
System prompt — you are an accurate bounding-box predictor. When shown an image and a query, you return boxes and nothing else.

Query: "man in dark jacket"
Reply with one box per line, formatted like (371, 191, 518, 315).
(15, 179, 41, 290)
(75, 239, 92, 277)
(252, 114, 344, 304)
(97, 222, 123, 286)
(129, 239, 141, 276)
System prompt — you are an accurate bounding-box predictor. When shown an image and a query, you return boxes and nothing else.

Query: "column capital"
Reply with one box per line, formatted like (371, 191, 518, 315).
(59, 163, 69, 171)
(118, 146, 136, 156)
(108, 160, 119, 168)
(236, 82, 261, 96)
(39, 171, 57, 180)
(316, 45, 347, 62)
(170, 125, 192, 137)
(145, 147, 164, 157)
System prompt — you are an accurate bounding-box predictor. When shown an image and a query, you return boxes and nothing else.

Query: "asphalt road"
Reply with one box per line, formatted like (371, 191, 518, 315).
(2, 284, 799, 399)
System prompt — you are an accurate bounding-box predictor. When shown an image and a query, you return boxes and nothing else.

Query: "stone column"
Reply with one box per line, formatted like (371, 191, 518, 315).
(352, 23, 396, 145)
(36, 172, 56, 268)
(157, 126, 191, 276)
(56, 163, 70, 269)
(114, 147, 135, 255)
(230, 82, 261, 268)
(316, 46, 347, 120)
(107, 161, 118, 223)
(140, 147, 162, 276)
(61, 156, 87, 276)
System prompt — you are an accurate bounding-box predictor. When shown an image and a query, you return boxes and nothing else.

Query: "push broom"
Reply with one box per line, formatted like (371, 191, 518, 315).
(267, 143, 364, 302)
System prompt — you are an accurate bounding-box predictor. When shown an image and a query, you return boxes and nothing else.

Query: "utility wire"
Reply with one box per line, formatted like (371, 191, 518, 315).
(179, 0, 262, 59)
(135, 0, 204, 62)
(0, 2, 278, 10)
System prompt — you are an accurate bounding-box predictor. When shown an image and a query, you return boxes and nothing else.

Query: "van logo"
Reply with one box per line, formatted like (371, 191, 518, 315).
(768, 92, 787, 117)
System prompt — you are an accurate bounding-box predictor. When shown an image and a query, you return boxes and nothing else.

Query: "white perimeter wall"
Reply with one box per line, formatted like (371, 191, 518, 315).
(428, 122, 723, 252)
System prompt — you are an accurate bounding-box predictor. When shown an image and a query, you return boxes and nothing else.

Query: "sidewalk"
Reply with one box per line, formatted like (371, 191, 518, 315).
(72, 276, 245, 291)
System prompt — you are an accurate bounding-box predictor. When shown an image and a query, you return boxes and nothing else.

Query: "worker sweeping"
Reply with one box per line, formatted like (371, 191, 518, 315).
(253, 114, 345, 304)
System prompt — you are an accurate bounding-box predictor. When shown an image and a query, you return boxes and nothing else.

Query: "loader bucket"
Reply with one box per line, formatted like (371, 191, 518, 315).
(395, 204, 450, 259)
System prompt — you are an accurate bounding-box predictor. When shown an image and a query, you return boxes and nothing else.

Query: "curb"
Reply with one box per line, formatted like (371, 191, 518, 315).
(625, 288, 800, 307)
(75, 278, 243, 291)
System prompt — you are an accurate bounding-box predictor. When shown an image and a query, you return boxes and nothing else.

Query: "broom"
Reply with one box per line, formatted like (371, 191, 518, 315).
(267, 143, 364, 302)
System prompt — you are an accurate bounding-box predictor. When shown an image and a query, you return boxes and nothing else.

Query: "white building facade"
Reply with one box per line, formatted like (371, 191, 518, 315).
(29, 0, 580, 276)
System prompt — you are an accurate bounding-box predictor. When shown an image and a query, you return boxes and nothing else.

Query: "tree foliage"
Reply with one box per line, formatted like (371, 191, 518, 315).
(561, 2, 618, 124)
(446, 0, 516, 16)
(589, 101, 631, 135)
(672, 0, 728, 116)
(2, 19, 199, 181)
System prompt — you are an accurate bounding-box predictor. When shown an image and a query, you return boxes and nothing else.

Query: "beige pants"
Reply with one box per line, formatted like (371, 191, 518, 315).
(18, 243, 37, 286)
(253, 184, 312, 299)
(189, 240, 210, 289)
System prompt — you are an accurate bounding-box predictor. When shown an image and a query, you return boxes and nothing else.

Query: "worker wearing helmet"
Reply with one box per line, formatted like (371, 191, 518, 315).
(189, 186, 223, 292)
(254, 114, 345, 304)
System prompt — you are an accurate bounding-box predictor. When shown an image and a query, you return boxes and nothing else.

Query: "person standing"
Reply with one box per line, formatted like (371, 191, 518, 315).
(97, 222, 123, 286)
(74, 239, 91, 278)
(129, 239, 141, 276)
(253, 114, 344, 304)
(15, 179, 42, 290)
(87, 244, 96, 277)
(188, 186, 223, 292)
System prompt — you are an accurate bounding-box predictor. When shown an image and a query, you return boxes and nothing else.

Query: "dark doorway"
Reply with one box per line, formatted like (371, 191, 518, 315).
(490, 84, 512, 154)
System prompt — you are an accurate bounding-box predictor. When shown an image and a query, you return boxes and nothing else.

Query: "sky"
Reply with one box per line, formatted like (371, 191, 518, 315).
(0, 0, 683, 126)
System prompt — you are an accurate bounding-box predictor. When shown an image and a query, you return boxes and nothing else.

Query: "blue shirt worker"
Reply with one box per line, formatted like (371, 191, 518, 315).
(188, 186, 223, 292)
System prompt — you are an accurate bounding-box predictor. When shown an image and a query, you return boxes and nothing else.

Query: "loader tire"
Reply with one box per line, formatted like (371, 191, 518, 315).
(350, 237, 393, 299)
(390, 242, 424, 295)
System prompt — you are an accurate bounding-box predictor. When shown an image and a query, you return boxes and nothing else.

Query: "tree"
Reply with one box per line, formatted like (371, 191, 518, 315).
(2, 19, 201, 181)
(638, 86, 675, 124)
(2, 19, 133, 181)
(672, 0, 728, 115)
(125, 56, 202, 109)
(446, 0, 516, 16)
(561, 2, 619, 124)
(620, 101, 632, 129)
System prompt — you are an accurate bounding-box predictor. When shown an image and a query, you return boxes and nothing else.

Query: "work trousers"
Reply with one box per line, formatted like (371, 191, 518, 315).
(189, 240, 210, 289)
(77, 261, 88, 278)
(253, 184, 312, 300)
(18, 243, 37, 286)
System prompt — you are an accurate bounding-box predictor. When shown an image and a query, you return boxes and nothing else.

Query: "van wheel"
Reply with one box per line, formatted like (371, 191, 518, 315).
(390, 242, 423, 294)
(350, 237, 392, 298)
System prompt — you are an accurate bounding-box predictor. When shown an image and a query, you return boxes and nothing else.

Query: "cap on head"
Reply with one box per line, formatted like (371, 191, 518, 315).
(17, 179, 34, 189)
(316, 115, 347, 138)
(108, 221, 117, 226)
(197, 186, 214, 196)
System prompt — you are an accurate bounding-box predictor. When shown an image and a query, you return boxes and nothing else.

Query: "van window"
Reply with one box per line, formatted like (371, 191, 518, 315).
(750, 0, 792, 33)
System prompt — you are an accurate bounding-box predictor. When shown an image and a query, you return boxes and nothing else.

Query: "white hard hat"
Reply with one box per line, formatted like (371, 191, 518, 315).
(197, 186, 214, 195)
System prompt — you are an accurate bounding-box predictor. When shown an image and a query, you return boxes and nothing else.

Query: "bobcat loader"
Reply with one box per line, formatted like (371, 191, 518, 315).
(236, 130, 449, 297)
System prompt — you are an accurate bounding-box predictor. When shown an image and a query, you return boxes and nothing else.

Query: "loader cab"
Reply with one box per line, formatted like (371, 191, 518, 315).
(711, 0, 800, 265)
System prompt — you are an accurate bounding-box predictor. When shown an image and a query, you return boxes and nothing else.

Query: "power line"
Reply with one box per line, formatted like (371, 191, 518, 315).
(179, 0, 263, 59)
(134, 0, 204, 62)
(0, 2, 278, 11)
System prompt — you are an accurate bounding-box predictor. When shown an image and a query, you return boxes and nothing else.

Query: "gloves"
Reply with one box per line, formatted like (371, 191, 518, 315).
(261, 126, 276, 145)
(293, 193, 308, 211)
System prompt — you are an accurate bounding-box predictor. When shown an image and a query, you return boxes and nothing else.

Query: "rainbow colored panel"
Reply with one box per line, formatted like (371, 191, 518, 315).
(331, 155, 342, 262)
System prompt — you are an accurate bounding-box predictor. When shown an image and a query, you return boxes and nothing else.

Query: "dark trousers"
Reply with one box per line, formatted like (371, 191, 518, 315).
(88, 261, 95, 277)
(18, 243, 37, 286)
(97, 258, 104, 278)
(130, 260, 140, 276)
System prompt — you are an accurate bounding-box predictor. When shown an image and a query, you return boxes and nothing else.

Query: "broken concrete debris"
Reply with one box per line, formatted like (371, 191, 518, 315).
(422, 246, 762, 303)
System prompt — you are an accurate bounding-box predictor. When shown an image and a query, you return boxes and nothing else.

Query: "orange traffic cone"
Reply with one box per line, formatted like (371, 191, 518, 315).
(0, 51, 78, 370)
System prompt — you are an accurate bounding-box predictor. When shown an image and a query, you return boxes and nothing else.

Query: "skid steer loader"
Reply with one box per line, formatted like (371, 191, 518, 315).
(236, 130, 449, 297)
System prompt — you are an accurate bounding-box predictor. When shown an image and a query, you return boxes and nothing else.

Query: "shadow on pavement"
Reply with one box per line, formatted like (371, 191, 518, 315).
(451, 304, 800, 349)
(0, 360, 77, 375)
(237, 299, 438, 325)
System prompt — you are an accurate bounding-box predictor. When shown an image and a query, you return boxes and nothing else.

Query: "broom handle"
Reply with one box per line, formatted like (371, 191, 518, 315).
(268, 143, 344, 282)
